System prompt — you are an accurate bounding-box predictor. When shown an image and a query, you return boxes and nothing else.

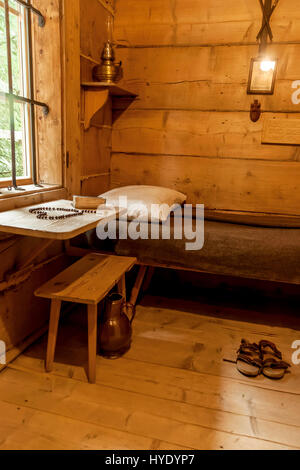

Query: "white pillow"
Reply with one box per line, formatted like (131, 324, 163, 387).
(99, 185, 187, 222)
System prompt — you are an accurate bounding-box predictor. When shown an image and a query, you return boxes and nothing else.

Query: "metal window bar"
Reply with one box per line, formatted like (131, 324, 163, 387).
(14, 0, 45, 27)
(1, 0, 47, 190)
(26, 0, 39, 187)
(4, 0, 18, 189)
(0, 91, 49, 112)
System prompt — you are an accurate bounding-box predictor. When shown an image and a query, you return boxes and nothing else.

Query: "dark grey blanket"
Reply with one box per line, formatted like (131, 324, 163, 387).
(84, 219, 300, 284)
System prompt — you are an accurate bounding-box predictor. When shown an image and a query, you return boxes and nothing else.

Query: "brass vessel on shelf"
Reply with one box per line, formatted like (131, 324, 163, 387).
(93, 40, 123, 83)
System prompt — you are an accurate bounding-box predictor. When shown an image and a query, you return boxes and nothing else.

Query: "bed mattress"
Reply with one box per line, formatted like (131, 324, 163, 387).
(84, 219, 300, 284)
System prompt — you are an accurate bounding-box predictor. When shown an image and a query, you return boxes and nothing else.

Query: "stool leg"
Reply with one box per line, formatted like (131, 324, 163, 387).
(46, 299, 62, 372)
(88, 304, 98, 384)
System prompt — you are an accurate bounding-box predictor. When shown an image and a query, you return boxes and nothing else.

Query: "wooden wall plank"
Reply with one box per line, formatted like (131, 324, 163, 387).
(111, 153, 300, 215)
(81, 126, 111, 176)
(63, 0, 82, 196)
(112, 110, 300, 161)
(113, 0, 300, 216)
(80, 55, 98, 83)
(0, 188, 67, 213)
(80, 0, 110, 60)
(117, 44, 300, 83)
(115, 44, 300, 112)
(115, 81, 298, 114)
(115, 0, 300, 46)
(33, 0, 62, 185)
(0, 255, 69, 351)
(79, 0, 113, 197)
(81, 174, 110, 196)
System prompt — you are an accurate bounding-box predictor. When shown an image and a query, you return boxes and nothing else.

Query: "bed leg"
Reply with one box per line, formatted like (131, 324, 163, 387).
(127, 265, 148, 323)
(142, 266, 155, 293)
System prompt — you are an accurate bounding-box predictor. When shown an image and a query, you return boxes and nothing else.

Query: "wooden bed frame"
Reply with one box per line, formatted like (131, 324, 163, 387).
(65, 243, 299, 322)
(65, 208, 300, 315)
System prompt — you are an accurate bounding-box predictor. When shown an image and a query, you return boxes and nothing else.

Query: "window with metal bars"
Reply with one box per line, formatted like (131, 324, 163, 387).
(0, 0, 48, 191)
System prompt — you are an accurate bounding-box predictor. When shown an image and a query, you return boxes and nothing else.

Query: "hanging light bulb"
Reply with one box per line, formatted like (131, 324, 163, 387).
(260, 59, 276, 72)
(247, 0, 278, 96)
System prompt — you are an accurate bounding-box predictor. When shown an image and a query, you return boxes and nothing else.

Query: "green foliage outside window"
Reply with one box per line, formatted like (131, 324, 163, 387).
(0, 3, 25, 180)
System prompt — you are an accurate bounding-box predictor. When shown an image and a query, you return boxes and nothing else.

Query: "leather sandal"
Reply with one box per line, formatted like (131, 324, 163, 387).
(236, 339, 262, 377)
(259, 340, 290, 380)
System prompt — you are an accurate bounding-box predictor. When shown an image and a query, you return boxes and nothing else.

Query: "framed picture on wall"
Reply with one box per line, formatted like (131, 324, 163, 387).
(247, 58, 278, 95)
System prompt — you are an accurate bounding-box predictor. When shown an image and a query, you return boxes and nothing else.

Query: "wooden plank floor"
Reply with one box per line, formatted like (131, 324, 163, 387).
(0, 299, 299, 450)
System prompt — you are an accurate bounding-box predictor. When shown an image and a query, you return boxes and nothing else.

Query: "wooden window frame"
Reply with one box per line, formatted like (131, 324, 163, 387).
(0, 0, 64, 207)
(0, 0, 49, 191)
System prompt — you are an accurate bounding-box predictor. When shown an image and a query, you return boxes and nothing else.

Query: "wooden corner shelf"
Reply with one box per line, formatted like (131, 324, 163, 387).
(81, 82, 137, 130)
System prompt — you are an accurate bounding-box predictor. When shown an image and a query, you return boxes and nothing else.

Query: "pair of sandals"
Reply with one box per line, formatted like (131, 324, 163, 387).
(236, 339, 290, 379)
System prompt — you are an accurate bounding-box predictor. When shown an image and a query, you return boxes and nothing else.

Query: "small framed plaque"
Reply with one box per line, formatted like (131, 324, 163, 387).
(247, 58, 277, 95)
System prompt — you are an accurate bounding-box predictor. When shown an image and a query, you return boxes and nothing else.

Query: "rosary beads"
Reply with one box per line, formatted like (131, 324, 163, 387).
(29, 206, 97, 220)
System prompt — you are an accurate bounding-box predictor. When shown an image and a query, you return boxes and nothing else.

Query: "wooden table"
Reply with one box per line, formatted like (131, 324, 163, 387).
(0, 199, 124, 271)
(0, 199, 141, 379)
(0, 199, 122, 240)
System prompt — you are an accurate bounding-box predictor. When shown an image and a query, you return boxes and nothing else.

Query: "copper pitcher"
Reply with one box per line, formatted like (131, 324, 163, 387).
(99, 293, 132, 358)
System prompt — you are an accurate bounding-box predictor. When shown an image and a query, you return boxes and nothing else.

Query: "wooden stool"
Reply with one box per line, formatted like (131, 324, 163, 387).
(35, 254, 136, 383)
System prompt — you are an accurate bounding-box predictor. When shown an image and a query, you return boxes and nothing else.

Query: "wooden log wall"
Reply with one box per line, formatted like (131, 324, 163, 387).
(0, 0, 115, 365)
(0, 3, 66, 361)
(80, 0, 114, 196)
(112, 0, 300, 216)
(63, 0, 81, 196)
(0, 0, 116, 363)
(33, 0, 62, 185)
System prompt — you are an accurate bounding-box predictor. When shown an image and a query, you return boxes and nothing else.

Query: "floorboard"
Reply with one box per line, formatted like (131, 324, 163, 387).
(0, 297, 299, 450)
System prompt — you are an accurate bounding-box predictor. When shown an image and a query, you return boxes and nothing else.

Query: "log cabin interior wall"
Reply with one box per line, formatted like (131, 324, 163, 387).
(0, 0, 114, 365)
(1, 0, 300, 369)
(112, 0, 300, 216)
(0, 1, 66, 366)
(79, 0, 114, 196)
